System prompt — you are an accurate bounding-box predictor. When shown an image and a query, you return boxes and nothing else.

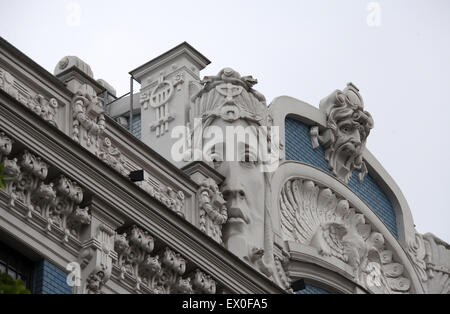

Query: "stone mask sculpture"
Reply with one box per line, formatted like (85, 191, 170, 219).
(310, 83, 374, 183)
(190, 68, 275, 277)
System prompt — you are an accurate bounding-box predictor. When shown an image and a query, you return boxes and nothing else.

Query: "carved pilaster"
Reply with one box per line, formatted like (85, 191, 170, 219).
(79, 222, 118, 294)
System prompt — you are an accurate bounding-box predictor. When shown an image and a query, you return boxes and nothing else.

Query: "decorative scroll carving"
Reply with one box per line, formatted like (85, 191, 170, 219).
(114, 225, 216, 294)
(310, 83, 373, 183)
(408, 232, 450, 294)
(280, 177, 410, 293)
(0, 67, 59, 127)
(96, 137, 127, 176)
(0, 134, 91, 240)
(136, 179, 185, 217)
(198, 178, 227, 244)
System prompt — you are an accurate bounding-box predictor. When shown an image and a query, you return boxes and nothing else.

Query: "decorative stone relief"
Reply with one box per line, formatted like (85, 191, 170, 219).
(310, 83, 373, 183)
(141, 73, 184, 137)
(114, 225, 216, 294)
(0, 134, 91, 240)
(280, 177, 411, 293)
(0, 67, 59, 127)
(48, 175, 91, 240)
(0, 131, 13, 161)
(71, 85, 105, 147)
(70, 84, 127, 176)
(96, 137, 127, 176)
(198, 178, 227, 244)
(79, 223, 117, 294)
(408, 232, 450, 294)
(136, 178, 185, 217)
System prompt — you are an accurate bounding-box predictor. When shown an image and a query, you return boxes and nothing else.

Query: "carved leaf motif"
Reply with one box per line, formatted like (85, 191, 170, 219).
(280, 177, 411, 293)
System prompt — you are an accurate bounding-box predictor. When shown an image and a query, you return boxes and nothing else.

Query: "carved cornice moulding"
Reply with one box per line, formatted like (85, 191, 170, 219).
(269, 95, 415, 248)
(269, 161, 424, 293)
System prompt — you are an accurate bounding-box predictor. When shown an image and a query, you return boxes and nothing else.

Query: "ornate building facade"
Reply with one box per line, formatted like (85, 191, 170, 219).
(0, 37, 448, 294)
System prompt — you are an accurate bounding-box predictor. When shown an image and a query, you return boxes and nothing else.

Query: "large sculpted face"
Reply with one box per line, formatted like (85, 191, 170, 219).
(312, 83, 374, 183)
(192, 68, 274, 276)
(203, 118, 266, 261)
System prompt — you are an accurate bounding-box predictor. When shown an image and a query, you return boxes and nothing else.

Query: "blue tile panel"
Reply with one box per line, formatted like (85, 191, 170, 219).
(296, 283, 331, 294)
(32, 260, 72, 294)
(131, 114, 141, 139)
(284, 118, 398, 237)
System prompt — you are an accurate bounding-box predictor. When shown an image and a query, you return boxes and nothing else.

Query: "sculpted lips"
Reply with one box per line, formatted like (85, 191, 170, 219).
(227, 207, 250, 225)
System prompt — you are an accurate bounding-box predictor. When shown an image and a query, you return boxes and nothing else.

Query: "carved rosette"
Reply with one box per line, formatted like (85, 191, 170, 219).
(114, 225, 216, 294)
(280, 177, 411, 293)
(0, 132, 91, 240)
(0, 67, 59, 127)
(198, 178, 227, 244)
(408, 232, 450, 294)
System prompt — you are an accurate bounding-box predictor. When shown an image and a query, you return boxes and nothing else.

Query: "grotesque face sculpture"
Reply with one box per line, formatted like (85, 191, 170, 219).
(191, 68, 274, 276)
(311, 83, 374, 183)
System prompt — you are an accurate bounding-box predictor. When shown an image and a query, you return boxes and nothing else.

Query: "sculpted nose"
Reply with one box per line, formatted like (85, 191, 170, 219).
(351, 129, 362, 145)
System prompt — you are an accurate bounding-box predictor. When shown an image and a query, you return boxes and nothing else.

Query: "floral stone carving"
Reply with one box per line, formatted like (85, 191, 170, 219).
(198, 178, 227, 244)
(114, 225, 216, 294)
(280, 177, 410, 293)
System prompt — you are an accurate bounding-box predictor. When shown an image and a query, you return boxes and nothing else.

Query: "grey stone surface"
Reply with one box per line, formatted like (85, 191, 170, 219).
(0, 37, 448, 294)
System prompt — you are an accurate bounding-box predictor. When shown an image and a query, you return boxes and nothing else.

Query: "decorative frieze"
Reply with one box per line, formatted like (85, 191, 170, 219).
(114, 224, 217, 294)
(0, 67, 59, 127)
(136, 178, 185, 217)
(310, 83, 373, 183)
(280, 177, 411, 293)
(0, 132, 91, 241)
(198, 178, 227, 244)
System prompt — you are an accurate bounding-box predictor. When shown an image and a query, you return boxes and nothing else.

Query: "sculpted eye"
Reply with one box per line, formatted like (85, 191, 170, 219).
(240, 149, 258, 168)
(341, 124, 353, 133)
(210, 153, 222, 168)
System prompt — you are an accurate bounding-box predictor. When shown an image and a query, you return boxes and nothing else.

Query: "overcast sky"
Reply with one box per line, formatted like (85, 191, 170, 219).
(1, 0, 449, 243)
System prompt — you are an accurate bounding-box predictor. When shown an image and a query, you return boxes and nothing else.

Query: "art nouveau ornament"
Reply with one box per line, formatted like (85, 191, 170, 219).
(310, 83, 374, 183)
(280, 177, 411, 293)
(190, 68, 276, 278)
(408, 232, 450, 294)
